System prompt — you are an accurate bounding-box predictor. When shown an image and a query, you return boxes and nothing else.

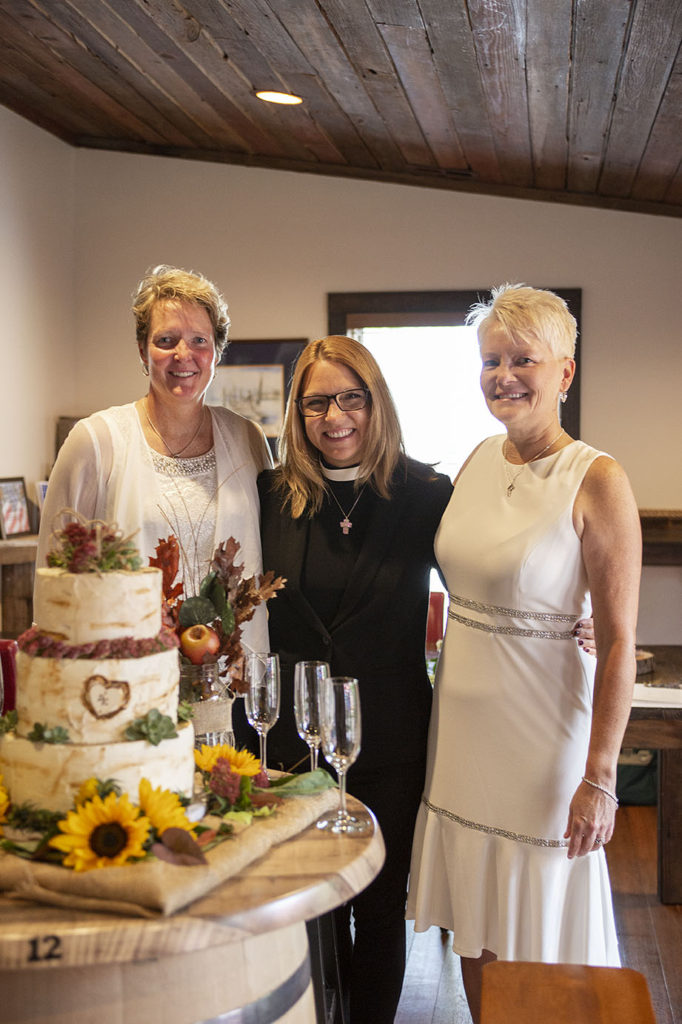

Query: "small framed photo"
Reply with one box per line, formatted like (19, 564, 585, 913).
(35, 481, 49, 511)
(0, 477, 32, 539)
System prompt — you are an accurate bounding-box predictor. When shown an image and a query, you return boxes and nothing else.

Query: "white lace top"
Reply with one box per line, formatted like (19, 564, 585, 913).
(149, 448, 218, 598)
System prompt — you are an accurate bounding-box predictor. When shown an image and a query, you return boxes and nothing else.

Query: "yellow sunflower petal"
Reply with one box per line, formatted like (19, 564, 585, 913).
(220, 746, 261, 777)
(194, 743, 261, 777)
(138, 778, 195, 835)
(75, 778, 99, 806)
(194, 743, 232, 774)
(0, 774, 10, 824)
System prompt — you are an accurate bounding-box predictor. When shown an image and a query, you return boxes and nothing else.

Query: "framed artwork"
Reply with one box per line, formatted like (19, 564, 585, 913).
(0, 477, 32, 539)
(55, 416, 82, 459)
(207, 339, 307, 453)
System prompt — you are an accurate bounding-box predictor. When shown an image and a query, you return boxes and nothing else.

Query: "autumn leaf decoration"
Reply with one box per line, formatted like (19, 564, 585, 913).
(150, 535, 286, 693)
(149, 536, 185, 630)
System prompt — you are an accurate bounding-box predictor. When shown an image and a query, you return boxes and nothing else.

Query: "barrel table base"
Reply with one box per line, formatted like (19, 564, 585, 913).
(0, 921, 315, 1024)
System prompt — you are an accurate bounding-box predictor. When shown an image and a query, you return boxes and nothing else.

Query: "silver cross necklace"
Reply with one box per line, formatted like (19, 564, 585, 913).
(328, 485, 367, 535)
(320, 462, 366, 534)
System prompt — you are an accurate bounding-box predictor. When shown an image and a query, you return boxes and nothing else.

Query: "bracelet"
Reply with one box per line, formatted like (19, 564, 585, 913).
(582, 776, 619, 806)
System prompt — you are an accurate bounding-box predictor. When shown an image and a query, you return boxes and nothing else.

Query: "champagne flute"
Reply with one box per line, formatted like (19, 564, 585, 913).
(316, 676, 369, 834)
(244, 652, 280, 775)
(294, 660, 329, 771)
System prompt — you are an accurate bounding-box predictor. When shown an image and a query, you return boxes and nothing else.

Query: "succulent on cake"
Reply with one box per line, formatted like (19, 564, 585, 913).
(124, 709, 177, 746)
(150, 535, 286, 693)
(46, 514, 142, 573)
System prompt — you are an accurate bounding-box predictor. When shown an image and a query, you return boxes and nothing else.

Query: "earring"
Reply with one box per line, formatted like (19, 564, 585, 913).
(559, 390, 567, 404)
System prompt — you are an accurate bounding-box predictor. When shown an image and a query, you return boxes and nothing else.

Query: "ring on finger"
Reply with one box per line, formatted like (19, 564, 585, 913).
(594, 837, 604, 845)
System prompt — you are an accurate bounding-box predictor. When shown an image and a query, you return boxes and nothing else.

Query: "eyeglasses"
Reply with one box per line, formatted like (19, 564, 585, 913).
(296, 388, 371, 417)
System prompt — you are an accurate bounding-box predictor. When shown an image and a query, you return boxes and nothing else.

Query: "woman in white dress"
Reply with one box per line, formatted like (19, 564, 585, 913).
(407, 284, 641, 1023)
(37, 265, 271, 654)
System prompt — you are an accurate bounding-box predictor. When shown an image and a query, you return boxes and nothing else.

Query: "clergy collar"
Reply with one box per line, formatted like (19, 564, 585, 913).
(320, 462, 361, 482)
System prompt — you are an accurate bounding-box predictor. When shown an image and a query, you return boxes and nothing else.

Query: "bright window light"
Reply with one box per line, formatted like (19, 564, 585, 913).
(357, 325, 500, 481)
(356, 325, 501, 595)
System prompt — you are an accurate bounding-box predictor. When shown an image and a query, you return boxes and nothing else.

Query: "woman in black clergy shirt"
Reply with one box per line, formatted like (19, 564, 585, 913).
(233, 335, 453, 1023)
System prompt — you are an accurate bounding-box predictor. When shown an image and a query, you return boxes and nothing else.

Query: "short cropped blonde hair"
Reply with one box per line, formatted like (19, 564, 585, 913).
(276, 336, 404, 518)
(132, 264, 231, 358)
(467, 283, 577, 358)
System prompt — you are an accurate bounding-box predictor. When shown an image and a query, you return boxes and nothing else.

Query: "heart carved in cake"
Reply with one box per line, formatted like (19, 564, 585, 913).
(82, 675, 131, 719)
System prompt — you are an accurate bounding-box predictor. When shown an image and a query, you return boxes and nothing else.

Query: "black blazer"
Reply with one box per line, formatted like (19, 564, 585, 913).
(233, 458, 453, 774)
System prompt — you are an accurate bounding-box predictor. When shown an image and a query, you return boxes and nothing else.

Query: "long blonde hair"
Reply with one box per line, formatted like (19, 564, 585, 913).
(276, 336, 404, 518)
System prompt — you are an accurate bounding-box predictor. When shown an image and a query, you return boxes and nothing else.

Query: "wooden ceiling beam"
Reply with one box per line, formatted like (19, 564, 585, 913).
(599, 0, 682, 198)
(377, 21, 468, 171)
(466, 0, 534, 188)
(526, 0, 571, 192)
(419, 0, 502, 182)
(567, 0, 630, 196)
(631, 50, 682, 202)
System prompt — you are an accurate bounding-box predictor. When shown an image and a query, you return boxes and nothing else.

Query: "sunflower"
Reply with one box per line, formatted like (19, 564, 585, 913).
(138, 778, 195, 836)
(0, 774, 9, 833)
(194, 743, 261, 777)
(49, 791, 151, 871)
(75, 778, 99, 806)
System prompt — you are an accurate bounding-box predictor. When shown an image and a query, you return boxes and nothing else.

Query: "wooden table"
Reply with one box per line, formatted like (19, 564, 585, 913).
(0, 535, 37, 638)
(0, 795, 385, 1024)
(623, 645, 682, 904)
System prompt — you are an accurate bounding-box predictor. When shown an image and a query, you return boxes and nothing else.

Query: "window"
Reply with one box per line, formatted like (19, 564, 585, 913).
(328, 289, 581, 447)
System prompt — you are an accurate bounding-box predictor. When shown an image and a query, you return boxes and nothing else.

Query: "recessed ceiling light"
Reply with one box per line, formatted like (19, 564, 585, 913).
(256, 90, 303, 105)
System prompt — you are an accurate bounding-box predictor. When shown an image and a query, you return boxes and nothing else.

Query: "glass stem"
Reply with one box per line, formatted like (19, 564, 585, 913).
(310, 745, 319, 771)
(338, 769, 348, 819)
(259, 731, 267, 773)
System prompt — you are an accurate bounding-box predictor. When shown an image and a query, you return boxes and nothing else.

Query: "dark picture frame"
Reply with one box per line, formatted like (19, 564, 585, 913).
(208, 338, 307, 456)
(0, 477, 32, 539)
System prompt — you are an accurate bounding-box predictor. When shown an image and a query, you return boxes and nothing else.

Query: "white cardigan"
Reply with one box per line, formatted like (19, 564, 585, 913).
(37, 402, 273, 654)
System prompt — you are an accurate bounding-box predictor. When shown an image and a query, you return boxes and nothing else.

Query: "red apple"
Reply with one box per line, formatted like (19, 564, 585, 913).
(180, 624, 220, 665)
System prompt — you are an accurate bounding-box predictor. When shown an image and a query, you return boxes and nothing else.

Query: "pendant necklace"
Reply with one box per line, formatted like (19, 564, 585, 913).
(143, 399, 206, 458)
(328, 484, 367, 535)
(503, 429, 564, 497)
(320, 463, 366, 534)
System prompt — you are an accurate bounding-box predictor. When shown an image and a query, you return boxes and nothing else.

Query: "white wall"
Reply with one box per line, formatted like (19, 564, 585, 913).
(1, 109, 680, 640)
(0, 107, 75, 490)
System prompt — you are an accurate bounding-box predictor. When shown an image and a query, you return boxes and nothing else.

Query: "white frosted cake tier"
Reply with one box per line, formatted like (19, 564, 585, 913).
(33, 567, 163, 642)
(0, 722, 195, 813)
(15, 648, 180, 744)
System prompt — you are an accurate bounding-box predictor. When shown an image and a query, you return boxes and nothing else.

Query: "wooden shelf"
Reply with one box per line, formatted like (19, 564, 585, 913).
(640, 511, 682, 566)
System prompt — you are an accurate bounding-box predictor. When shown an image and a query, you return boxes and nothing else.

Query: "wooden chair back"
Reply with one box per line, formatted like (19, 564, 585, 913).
(481, 961, 656, 1023)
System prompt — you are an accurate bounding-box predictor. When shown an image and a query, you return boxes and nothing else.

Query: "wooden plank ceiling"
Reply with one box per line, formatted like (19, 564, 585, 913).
(1, 0, 681, 217)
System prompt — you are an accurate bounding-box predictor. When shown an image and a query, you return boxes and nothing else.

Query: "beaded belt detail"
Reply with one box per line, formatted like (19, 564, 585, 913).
(423, 797, 569, 848)
(447, 593, 578, 640)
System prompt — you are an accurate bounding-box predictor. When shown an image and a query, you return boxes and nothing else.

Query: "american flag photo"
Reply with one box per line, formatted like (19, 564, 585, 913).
(0, 479, 31, 538)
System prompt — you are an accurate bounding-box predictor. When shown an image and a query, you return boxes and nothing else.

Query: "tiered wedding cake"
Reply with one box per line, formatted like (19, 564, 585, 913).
(0, 550, 195, 813)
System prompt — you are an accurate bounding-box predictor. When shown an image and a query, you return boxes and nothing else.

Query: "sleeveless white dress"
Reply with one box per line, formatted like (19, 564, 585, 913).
(406, 436, 620, 966)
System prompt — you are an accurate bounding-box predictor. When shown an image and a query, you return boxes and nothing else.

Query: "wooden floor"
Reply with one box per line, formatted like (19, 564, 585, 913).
(396, 806, 682, 1023)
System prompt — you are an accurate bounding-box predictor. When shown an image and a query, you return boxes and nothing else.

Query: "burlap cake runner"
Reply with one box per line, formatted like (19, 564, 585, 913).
(0, 787, 338, 917)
